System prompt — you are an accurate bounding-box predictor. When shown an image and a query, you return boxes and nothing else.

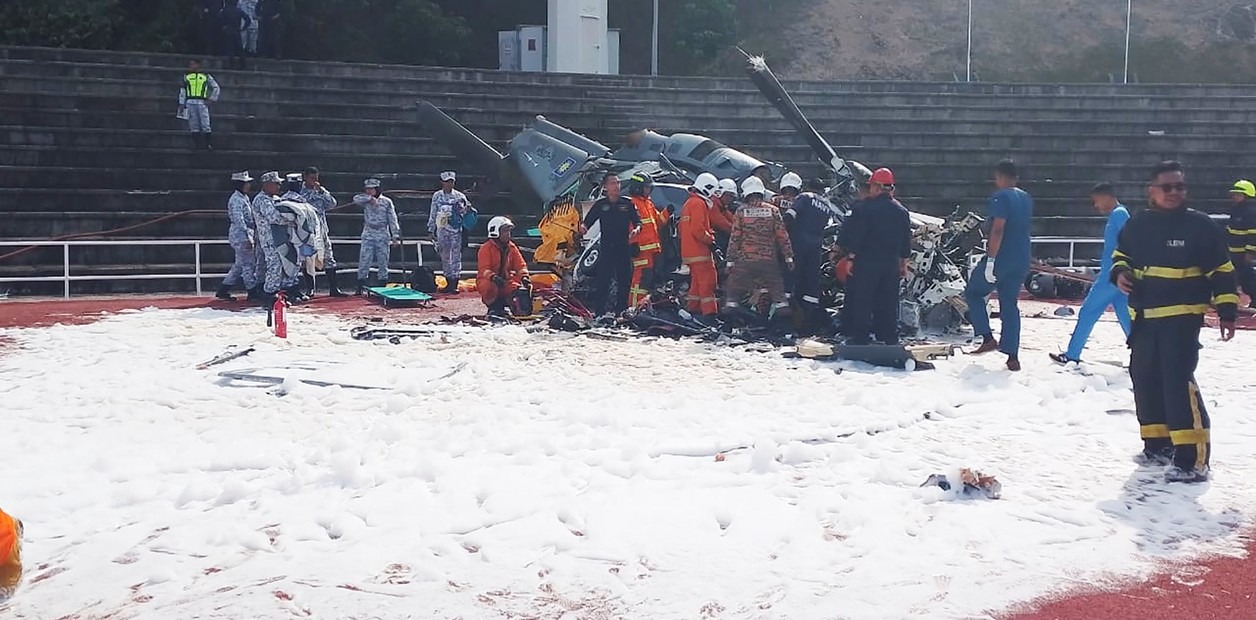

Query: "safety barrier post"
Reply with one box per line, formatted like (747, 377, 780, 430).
(63, 243, 70, 299)
(194, 242, 203, 296)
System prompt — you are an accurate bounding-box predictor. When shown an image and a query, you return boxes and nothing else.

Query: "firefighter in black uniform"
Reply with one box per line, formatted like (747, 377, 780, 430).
(785, 177, 834, 331)
(837, 167, 912, 345)
(1226, 179, 1256, 305)
(582, 172, 642, 316)
(1112, 161, 1238, 483)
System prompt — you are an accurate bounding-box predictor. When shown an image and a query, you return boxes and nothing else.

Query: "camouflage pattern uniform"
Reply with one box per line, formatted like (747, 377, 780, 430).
(238, 0, 259, 54)
(222, 189, 258, 290)
(356, 193, 401, 282)
(250, 190, 290, 294)
(725, 203, 794, 310)
(300, 185, 337, 269)
(428, 189, 471, 281)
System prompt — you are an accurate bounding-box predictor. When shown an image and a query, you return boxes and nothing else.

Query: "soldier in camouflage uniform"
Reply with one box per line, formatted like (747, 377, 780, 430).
(724, 175, 795, 317)
(238, 0, 260, 56)
(250, 171, 290, 302)
(355, 178, 402, 293)
(216, 171, 258, 301)
(300, 166, 346, 296)
(428, 170, 471, 293)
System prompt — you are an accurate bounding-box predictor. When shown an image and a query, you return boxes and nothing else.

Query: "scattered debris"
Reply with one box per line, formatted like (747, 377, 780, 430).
(921, 468, 1002, 499)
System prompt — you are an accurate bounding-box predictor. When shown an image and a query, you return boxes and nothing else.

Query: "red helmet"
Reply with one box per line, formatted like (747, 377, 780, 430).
(870, 167, 895, 186)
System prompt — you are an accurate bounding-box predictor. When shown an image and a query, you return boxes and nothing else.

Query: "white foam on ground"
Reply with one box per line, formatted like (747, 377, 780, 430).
(0, 305, 1252, 619)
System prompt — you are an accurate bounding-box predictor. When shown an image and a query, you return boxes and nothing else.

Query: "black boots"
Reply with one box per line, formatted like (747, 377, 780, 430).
(214, 282, 234, 301)
(204, 132, 214, 150)
(355, 279, 366, 296)
(301, 273, 315, 299)
(443, 277, 459, 294)
(326, 269, 347, 297)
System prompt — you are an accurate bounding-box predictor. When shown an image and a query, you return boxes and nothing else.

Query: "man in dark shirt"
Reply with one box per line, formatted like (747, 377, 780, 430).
(837, 167, 912, 345)
(583, 172, 642, 316)
(786, 177, 834, 330)
(1112, 160, 1237, 483)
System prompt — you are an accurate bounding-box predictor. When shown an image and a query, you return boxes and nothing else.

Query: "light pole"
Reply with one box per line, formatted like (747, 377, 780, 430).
(966, 0, 973, 82)
(1123, 0, 1132, 83)
(651, 0, 660, 76)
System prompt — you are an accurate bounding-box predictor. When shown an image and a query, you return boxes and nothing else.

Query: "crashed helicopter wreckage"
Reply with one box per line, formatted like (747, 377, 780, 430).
(415, 54, 987, 343)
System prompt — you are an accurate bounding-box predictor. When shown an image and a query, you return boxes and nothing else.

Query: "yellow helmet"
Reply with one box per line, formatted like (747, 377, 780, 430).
(1231, 179, 1255, 198)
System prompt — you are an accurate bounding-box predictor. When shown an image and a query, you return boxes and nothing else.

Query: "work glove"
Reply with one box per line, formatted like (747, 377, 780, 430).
(492, 275, 506, 287)
(709, 241, 720, 253)
(785, 257, 796, 272)
(520, 275, 531, 289)
(982, 260, 996, 283)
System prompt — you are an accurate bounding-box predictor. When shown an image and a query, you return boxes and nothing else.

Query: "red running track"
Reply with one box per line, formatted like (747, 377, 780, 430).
(1, 294, 1252, 619)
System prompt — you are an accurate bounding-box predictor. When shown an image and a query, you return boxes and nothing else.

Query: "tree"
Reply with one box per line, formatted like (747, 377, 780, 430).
(669, 0, 738, 73)
(0, 0, 123, 49)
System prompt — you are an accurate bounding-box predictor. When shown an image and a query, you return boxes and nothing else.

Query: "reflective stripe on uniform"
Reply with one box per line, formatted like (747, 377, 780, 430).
(1187, 382, 1208, 470)
(632, 259, 649, 267)
(1134, 266, 1203, 279)
(1139, 424, 1170, 439)
(1207, 262, 1235, 276)
(683, 255, 713, 264)
(638, 243, 660, 252)
(801, 295, 820, 303)
(1213, 293, 1240, 306)
(1141, 304, 1210, 319)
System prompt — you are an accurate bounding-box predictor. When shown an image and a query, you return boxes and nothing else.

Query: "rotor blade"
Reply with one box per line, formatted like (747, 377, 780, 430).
(416, 100, 507, 178)
(740, 50, 852, 180)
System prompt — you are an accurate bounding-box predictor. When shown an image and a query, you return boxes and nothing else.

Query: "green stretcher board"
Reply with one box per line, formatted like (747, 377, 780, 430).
(366, 285, 433, 308)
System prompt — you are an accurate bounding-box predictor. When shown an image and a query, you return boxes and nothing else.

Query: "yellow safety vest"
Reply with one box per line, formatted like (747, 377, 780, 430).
(184, 72, 210, 99)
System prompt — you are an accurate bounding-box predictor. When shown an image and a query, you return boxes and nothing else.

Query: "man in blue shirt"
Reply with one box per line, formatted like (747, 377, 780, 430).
(1050, 182, 1132, 364)
(965, 159, 1034, 371)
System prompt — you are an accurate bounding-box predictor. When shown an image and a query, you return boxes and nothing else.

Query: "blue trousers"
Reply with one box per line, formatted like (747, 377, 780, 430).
(964, 259, 1028, 356)
(1064, 279, 1132, 360)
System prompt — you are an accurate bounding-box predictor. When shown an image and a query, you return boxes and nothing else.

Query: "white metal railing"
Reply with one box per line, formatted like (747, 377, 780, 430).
(1028, 236, 1105, 268)
(0, 236, 1106, 299)
(0, 238, 443, 299)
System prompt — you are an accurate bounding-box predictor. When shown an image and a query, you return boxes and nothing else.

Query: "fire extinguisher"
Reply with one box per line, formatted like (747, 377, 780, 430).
(272, 290, 287, 339)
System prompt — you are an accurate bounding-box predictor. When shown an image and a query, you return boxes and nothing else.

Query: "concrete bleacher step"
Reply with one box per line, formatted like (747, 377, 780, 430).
(11, 44, 1256, 98)
(4, 43, 1255, 295)
(11, 105, 1256, 139)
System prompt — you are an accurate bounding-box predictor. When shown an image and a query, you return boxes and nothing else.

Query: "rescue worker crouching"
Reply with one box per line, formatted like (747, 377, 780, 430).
(679, 173, 722, 319)
(838, 167, 912, 345)
(627, 173, 669, 307)
(1112, 160, 1238, 483)
(722, 175, 794, 322)
(477, 216, 532, 317)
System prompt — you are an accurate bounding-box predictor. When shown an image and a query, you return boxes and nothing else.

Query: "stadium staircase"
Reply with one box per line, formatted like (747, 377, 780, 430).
(3, 45, 1256, 294)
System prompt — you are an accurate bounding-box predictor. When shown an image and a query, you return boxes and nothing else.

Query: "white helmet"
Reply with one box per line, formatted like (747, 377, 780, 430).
(780, 172, 803, 192)
(691, 172, 720, 198)
(487, 216, 514, 239)
(717, 178, 737, 196)
(741, 175, 767, 197)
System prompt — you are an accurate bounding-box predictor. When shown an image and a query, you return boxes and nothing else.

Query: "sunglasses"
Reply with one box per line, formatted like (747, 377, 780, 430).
(1150, 183, 1187, 193)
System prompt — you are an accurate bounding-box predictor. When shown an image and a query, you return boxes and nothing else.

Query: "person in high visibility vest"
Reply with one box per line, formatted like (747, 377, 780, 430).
(1226, 179, 1256, 305)
(627, 173, 670, 307)
(178, 59, 221, 150)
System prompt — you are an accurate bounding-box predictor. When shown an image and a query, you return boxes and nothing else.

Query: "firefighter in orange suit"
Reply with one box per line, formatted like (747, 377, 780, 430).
(627, 173, 668, 307)
(680, 173, 722, 316)
(711, 179, 737, 248)
(0, 506, 20, 601)
(477, 216, 531, 316)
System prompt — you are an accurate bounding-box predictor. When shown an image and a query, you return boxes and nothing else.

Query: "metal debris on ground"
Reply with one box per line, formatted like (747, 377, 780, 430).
(921, 468, 1003, 499)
